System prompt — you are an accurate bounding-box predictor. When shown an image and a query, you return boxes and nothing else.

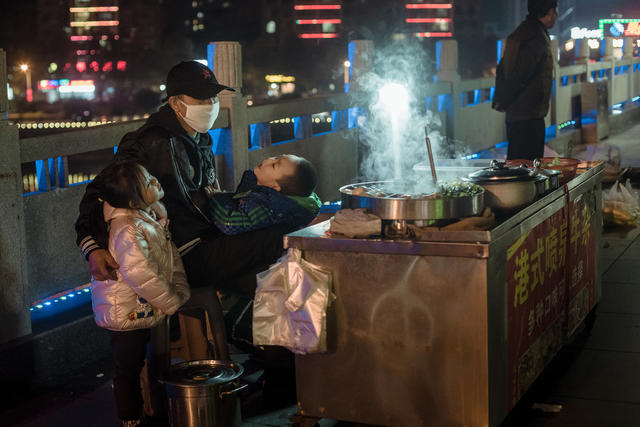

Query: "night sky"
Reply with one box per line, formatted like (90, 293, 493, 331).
(483, 0, 640, 30)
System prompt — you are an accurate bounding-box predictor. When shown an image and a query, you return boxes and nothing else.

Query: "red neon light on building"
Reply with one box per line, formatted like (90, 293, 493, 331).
(90, 61, 100, 72)
(70, 6, 119, 13)
(625, 22, 640, 36)
(71, 35, 94, 41)
(406, 3, 453, 9)
(296, 19, 342, 24)
(26, 89, 33, 103)
(116, 61, 127, 71)
(414, 32, 453, 37)
(70, 20, 119, 27)
(406, 18, 451, 23)
(76, 50, 88, 55)
(102, 61, 113, 72)
(298, 33, 340, 39)
(294, 5, 341, 10)
(76, 62, 87, 73)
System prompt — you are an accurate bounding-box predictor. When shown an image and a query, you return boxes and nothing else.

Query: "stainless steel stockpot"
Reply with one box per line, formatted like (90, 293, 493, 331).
(462, 160, 546, 212)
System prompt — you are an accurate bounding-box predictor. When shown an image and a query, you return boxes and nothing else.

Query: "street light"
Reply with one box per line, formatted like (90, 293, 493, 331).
(20, 64, 32, 103)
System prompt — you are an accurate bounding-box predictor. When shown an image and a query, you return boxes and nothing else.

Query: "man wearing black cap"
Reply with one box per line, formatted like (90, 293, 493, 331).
(76, 60, 287, 291)
(492, 0, 558, 160)
(75, 61, 294, 421)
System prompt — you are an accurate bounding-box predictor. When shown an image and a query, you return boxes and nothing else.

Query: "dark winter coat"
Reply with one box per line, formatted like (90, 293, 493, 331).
(496, 16, 554, 121)
(75, 104, 217, 258)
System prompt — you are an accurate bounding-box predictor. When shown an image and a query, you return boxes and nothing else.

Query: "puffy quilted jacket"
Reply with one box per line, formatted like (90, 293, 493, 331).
(91, 201, 190, 331)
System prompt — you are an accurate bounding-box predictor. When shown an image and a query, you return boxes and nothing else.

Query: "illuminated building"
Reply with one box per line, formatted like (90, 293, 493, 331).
(405, 1, 455, 38)
(293, 1, 343, 39)
(69, 0, 120, 68)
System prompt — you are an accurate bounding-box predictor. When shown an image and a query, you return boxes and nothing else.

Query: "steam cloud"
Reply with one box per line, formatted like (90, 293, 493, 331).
(344, 39, 474, 193)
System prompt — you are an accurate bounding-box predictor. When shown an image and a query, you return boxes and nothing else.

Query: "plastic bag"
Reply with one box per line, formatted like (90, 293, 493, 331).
(253, 248, 333, 354)
(603, 179, 640, 227)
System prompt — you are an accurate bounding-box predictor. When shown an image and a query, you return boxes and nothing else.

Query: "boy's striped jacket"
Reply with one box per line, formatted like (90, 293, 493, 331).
(206, 170, 321, 235)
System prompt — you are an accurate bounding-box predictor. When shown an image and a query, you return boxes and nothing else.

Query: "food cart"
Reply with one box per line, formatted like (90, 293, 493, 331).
(285, 163, 604, 427)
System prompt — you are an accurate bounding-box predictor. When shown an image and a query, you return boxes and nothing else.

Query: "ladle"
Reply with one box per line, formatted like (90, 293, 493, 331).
(425, 131, 438, 185)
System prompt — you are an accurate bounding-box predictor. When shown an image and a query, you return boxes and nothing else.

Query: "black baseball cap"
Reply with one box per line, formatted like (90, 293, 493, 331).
(163, 61, 235, 102)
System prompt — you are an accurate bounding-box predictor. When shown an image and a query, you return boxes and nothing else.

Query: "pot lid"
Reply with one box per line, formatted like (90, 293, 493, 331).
(163, 360, 243, 387)
(465, 160, 537, 182)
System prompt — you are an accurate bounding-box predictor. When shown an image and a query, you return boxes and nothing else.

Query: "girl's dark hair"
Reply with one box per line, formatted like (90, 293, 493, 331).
(94, 161, 147, 209)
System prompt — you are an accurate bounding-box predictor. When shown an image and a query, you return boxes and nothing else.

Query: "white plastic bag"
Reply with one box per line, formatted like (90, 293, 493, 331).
(252, 248, 333, 354)
(603, 179, 640, 226)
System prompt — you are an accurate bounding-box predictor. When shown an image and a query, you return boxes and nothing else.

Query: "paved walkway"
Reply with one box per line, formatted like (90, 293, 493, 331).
(8, 123, 640, 427)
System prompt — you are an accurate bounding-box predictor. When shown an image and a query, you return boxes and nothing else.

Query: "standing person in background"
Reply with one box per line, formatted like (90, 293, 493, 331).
(492, 0, 558, 160)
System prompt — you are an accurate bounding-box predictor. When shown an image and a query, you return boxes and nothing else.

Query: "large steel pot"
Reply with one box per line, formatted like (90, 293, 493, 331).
(163, 360, 247, 427)
(340, 181, 484, 220)
(462, 160, 546, 212)
(508, 159, 561, 194)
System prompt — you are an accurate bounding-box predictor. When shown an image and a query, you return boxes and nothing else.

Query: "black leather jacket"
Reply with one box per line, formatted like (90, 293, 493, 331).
(75, 104, 217, 257)
(500, 17, 554, 121)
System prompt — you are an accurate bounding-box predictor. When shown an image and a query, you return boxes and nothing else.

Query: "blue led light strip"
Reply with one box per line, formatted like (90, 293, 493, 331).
(30, 283, 91, 311)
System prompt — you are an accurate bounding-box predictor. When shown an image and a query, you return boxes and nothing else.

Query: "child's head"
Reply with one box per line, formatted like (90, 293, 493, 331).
(96, 161, 164, 209)
(253, 154, 317, 197)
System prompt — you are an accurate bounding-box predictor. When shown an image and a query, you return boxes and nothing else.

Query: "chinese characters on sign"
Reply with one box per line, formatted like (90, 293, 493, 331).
(507, 188, 598, 409)
(507, 208, 567, 408)
(566, 192, 597, 335)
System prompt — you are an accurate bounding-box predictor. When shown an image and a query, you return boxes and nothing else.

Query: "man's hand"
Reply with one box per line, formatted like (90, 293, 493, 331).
(88, 249, 119, 281)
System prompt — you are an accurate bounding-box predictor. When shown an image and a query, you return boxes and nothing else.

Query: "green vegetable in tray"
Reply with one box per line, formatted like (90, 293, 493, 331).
(439, 181, 484, 198)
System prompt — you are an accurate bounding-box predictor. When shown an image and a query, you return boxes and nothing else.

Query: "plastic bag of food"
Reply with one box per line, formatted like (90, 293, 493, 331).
(253, 248, 333, 354)
(603, 180, 640, 227)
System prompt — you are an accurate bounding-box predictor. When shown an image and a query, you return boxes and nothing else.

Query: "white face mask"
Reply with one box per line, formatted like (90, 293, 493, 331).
(178, 98, 220, 133)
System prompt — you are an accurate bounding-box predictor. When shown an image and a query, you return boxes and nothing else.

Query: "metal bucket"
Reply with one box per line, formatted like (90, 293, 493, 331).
(163, 360, 247, 427)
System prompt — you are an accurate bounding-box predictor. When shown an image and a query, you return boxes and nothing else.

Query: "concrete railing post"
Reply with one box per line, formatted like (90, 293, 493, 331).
(347, 40, 374, 94)
(624, 37, 634, 102)
(575, 38, 590, 83)
(575, 39, 590, 65)
(435, 40, 460, 142)
(602, 37, 616, 110)
(0, 48, 7, 121)
(436, 39, 461, 83)
(623, 37, 634, 59)
(0, 49, 31, 343)
(207, 41, 248, 190)
(550, 38, 559, 128)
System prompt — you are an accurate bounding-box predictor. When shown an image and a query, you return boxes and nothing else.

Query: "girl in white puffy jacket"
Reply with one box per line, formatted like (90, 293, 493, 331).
(90, 161, 190, 427)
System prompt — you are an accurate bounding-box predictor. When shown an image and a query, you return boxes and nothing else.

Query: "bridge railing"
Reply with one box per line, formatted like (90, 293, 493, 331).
(1, 36, 639, 344)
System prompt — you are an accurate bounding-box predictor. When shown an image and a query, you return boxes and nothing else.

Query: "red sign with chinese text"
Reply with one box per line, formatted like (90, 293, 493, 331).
(507, 207, 568, 408)
(566, 192, 597, 336)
